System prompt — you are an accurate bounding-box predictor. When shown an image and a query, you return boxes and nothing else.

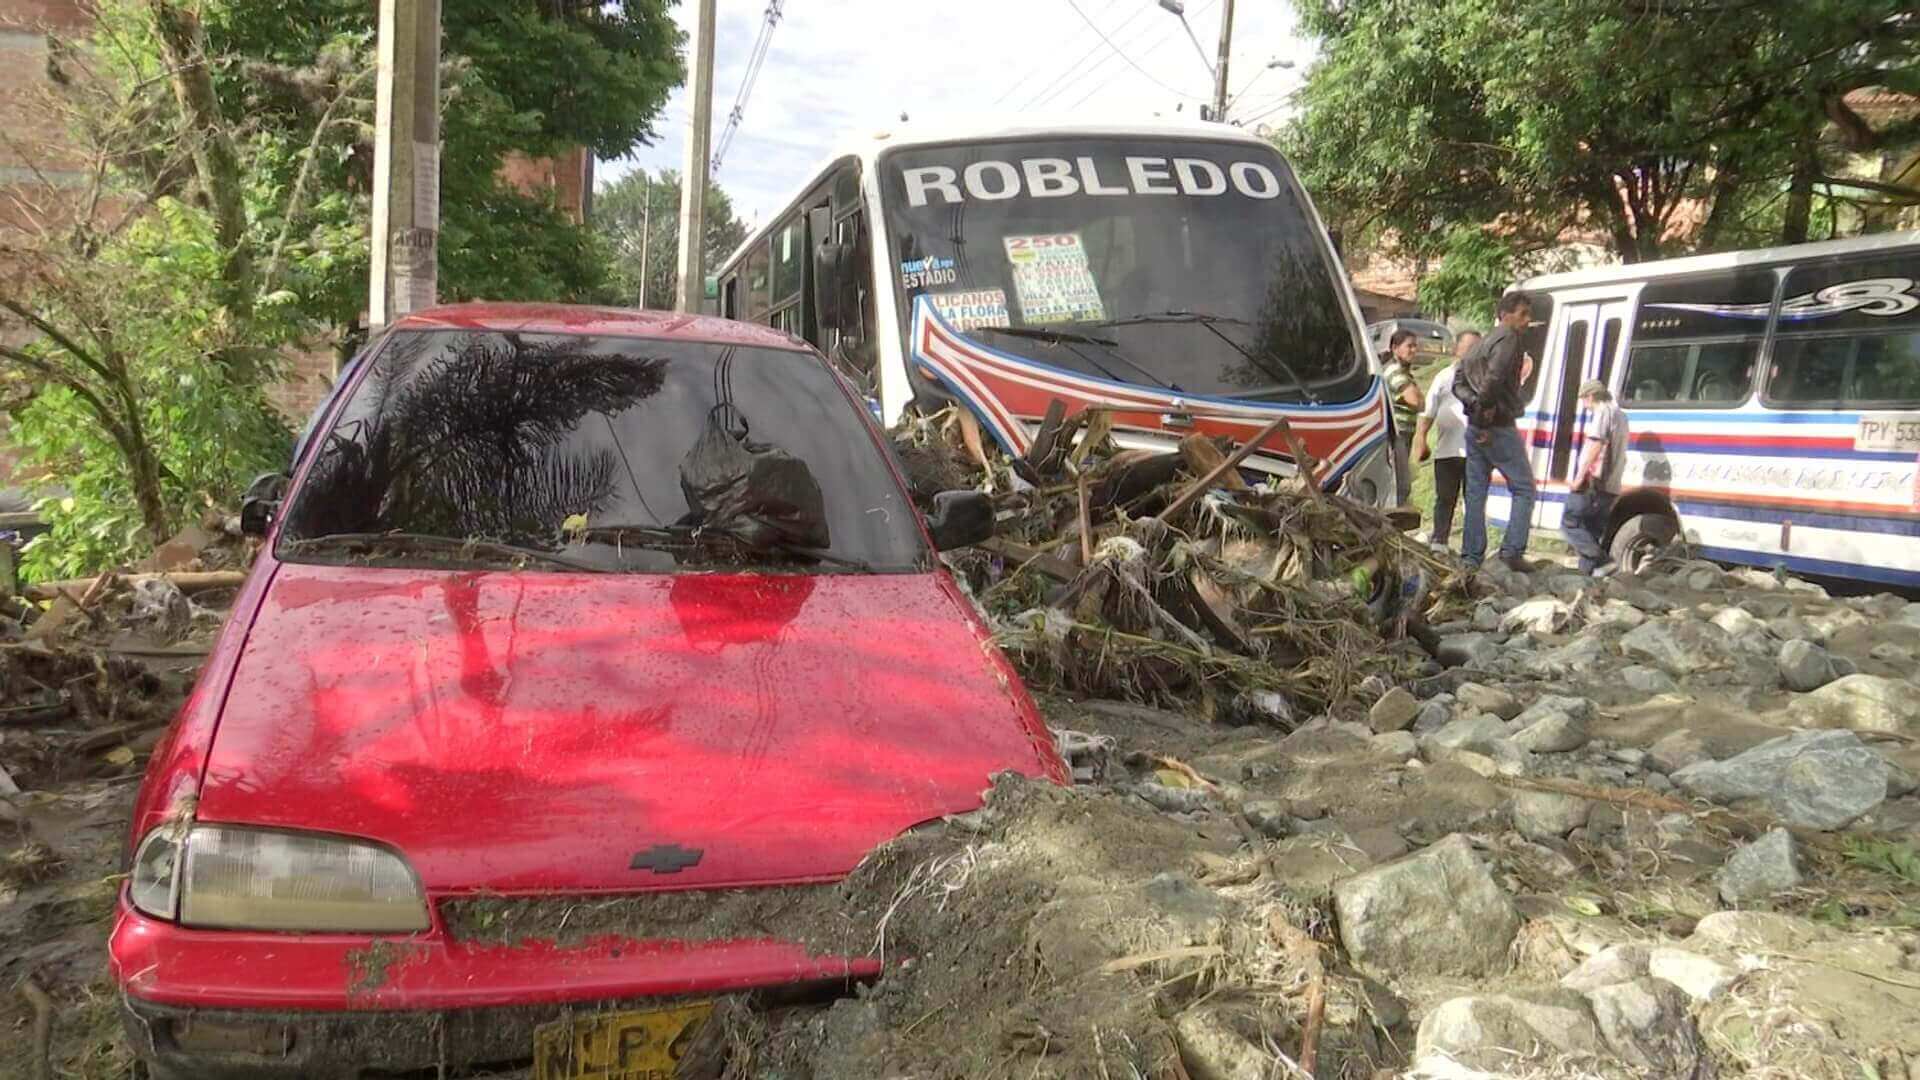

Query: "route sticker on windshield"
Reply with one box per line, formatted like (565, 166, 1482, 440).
(1003, 233, 1105, 325)
(901, 256, 958, 290)
(930, 288, 1010, 332)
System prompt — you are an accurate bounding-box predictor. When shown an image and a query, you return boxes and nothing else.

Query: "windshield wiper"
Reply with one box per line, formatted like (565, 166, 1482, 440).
(575, 524, 875, 572)
(285, 531, 609, 573)
(1097, 310, 1321, 405)
(968, 325, 1179, 391)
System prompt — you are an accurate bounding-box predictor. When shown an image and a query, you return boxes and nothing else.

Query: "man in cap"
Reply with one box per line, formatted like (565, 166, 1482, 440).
(1562, 379, 1630, 576)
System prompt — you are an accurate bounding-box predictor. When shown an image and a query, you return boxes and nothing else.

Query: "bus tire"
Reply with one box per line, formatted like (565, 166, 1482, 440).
(1609, 512, 1678, 573)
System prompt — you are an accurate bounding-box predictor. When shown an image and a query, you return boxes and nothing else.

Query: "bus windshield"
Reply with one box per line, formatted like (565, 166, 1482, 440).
(879, 136, 1371, 404)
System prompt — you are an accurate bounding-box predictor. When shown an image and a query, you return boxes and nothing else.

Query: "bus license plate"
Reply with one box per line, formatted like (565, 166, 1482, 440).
(532, 1002, 714, 1080)
(1855, 414, 1920, 452)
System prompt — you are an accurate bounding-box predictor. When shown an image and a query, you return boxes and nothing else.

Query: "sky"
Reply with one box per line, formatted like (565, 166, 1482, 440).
(601, 0, 1310, 225)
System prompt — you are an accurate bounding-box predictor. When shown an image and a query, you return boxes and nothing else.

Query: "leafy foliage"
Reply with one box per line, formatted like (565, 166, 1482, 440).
(1415, 226, 1516, 325)
(595, 168, 750, 309)
(1283, 0, 1920, 265)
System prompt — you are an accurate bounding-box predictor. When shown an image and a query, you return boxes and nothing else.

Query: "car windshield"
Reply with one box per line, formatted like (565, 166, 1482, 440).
(880, 136, 1371, 403)
(277, 331, 927, 573)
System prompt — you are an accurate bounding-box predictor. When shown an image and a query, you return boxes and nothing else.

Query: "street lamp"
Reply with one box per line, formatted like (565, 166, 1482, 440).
(1157, 0, 1216, 80)
(1227, 58, 1296, 112)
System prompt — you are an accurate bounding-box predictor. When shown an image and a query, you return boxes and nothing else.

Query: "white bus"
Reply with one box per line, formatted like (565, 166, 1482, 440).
(711, 118, 1398, 505)
(1492, 231, 1920, 588)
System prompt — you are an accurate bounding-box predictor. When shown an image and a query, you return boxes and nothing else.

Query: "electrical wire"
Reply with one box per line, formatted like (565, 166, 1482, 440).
(1052, 0, 1216, 111)
(711, 0, 785, 176)
(1059, 0, 1192, 99)
(1014, 0, 1157, 110)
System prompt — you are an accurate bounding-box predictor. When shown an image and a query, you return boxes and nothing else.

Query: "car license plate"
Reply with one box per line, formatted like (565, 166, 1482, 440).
(532, 1001, 714, 1080)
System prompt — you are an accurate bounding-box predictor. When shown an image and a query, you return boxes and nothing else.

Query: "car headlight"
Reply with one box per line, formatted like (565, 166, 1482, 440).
(130, 826, 428, 933)
(1339, 440, 1395, 509)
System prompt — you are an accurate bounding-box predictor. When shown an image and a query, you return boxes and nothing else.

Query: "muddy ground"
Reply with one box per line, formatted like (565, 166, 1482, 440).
(4, 553, 1919, 1079)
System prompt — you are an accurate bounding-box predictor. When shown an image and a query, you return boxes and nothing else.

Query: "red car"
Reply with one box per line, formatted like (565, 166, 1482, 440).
(112, 304, 1065, 1078)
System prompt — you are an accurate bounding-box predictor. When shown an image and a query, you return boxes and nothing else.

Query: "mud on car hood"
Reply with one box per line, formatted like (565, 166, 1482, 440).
(194, 563, 1056, 894)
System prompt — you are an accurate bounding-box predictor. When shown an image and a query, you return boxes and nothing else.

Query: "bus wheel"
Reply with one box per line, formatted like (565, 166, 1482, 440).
(1609, 512, 1678, 573)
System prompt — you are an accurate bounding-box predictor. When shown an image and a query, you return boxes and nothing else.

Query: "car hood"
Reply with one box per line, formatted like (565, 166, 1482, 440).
(197, 562, 1057, 894)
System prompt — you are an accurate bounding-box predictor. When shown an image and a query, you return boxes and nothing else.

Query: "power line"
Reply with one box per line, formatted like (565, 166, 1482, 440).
(711, 0, 784, 176)
(993, 10, 1107, 107)
(1053, 0, 1216, 110)
(1056, 0, 1191, 101)
(1018, 0, 1158, 111)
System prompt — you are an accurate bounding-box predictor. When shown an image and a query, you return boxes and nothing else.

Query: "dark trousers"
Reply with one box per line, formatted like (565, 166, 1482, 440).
(1431, 456, 1465, 547)
(1562, 488, 1618, 572)
(1392, 431, 1414, 506)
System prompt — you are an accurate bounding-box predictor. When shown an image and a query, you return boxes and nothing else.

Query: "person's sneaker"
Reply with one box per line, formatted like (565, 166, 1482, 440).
(1500, 553, 1536, 573)
(1590, 561, 1620, 579)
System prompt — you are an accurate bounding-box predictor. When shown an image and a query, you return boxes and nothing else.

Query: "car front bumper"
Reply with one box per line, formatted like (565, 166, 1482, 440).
(112, 897, 881, 1077)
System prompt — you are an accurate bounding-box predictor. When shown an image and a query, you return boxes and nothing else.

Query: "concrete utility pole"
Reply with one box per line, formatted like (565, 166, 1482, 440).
(369, 0, 442, 329)
(675, 0, 718, 314)
(638, 172, 654, 308)
(1211, 0, 1236, 123)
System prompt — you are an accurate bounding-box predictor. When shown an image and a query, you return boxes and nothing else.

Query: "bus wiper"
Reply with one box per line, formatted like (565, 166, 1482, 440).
(286, 531, 610, 573)
(969, 325, 1179, 391)
(1098, 310, 1321, 405)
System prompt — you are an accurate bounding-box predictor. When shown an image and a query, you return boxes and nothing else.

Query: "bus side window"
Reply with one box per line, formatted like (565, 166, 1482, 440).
(1767, 253, 1920, 408)
(745, 240, 773, 324)
(721, 276, 738, 320)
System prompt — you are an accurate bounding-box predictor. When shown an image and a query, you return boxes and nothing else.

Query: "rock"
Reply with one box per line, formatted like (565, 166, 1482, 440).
(1142, 872, 1228, 934)
(1135, 782, 1214, 814)
(1455, 681, 1523, 721)
(1334, 834, 1522, 978)
(1711, 606, 1767, 639)
(1523, 634, 1615, 679)
(1585, 977, 1706, 1075)
(1512, 789, 1591, 841)
(1173, 1006, 1270, 1080)
(1621, 618, 1733, 676)
(1672, 730, 1888, 830)
(1510, 696, 1594, 753)
(1561, 943, 1653, 992)
(1345, 825, 1411, 864)
(1241, 800, 1290, 839)
(1787, 674, 1920, 733)
(1436, 632, 1501, 669)
(1430, 748, 1500, 778)
(1471, 603, 1503, 632)
(1616, 586, 1673, 614)
(1716, 828, 1804, 905)
(1621, 665, 1678, 694)
(1370, 730, 1418, 760)
(1870, 641, 1915, 666)
(1422, 713, 1513, 757)
(1648, 947, 1737, 1003)
(1368, 687, 1420, 733)
(1898, 602, 1920, 629)
(1731, 567, 1781, 591)
(1647, 728, 1713, 773)
(1504, 597, 1575, 635)
(1766, 614, 1823, 644)
(1685, 566, 1725, 592)
(1806, 606, 1869, 640)
(1777, 639, 1840, 692)
(1589, 599, 1649, 630)
(1886, 759, 1917, 799)
(1412, 699, 1453, 735)
(1414, 989, 1604, 1072)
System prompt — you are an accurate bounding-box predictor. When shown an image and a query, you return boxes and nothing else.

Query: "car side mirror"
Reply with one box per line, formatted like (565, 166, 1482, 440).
(813, 241, 858, 333)
(239, 472, 289, 538)
(924, 490, 994, 551)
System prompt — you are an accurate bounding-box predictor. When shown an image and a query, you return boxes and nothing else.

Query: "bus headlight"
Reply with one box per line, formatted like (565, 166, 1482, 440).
(130, 825, 429, 933)
(1339, 442, 1395, 509)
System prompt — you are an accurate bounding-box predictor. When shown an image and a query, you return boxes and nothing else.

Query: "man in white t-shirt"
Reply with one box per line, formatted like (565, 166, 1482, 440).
(1411, 330, 1477, 551)
(1563, 379, 1630, 576)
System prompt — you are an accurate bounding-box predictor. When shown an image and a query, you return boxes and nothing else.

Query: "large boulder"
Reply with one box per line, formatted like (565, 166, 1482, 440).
(1455, 682, 1523, 721)
(1777, 639, 1840, 693)
(1511, 695, 1594, 753)
(1334, 834, 1521, 978)
(1621, 618, 1733, 676)
(1715, 827, 1804, 904)
(1414, 989, 1604, 1072)
(1671, 730, 1888, 830)
(1787, 674, 1920, 734)
(1368, 687, 1421, 733)
(1585, 978, 1706, 1075)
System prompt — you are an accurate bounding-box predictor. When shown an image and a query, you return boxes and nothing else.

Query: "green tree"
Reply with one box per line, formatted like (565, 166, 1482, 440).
(1415, 227, 1516, 326)
(594, 168, 749, 309)
(1283, 0, 1919, 263)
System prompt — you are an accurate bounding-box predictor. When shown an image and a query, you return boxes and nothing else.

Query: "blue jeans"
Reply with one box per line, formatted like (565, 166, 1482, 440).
(1562, 488, 1617, 572)
(1462, 425, 1535, 565)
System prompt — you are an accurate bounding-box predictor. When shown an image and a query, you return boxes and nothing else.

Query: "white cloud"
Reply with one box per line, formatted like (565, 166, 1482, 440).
(601, 0, 1307, 225)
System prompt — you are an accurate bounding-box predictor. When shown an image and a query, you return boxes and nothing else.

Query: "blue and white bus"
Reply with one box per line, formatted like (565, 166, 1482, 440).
(1490, 231, 1920, 587)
